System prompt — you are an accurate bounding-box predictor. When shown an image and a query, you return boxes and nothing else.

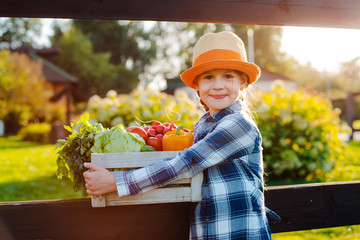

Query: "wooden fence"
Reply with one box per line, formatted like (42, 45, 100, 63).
(1, 181, 360, 239)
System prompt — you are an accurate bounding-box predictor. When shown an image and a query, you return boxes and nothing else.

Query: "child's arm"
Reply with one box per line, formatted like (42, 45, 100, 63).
(83, 162, 117, 196)
(110, 114, 259, 198)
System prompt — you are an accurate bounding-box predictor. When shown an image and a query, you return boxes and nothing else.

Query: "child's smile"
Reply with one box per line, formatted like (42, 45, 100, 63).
(195, 69, 246, 115)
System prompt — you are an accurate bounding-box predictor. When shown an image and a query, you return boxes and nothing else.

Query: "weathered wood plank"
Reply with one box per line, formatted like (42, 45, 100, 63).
(0, 199, 191, 240)
(0, 0, 360, 29)
(265, 181, 360, 233)
(92, 152, 181, 168)
(1, 181, 360, 239)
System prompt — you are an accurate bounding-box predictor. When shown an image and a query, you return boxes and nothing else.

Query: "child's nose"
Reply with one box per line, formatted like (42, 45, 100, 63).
(212, 76, 224, 88)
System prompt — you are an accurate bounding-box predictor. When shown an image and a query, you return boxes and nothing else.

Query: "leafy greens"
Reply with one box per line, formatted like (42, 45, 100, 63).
(55, 114, 145, 195)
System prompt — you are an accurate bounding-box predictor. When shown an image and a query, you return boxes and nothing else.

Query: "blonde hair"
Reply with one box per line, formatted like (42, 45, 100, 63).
(194, 70, 254, 118)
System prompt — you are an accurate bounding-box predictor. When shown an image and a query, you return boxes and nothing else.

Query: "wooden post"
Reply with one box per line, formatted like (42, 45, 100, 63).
(346, 92, 354, 140)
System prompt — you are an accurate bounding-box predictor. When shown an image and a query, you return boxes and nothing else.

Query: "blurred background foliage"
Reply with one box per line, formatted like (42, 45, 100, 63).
(1, 18, 360, 98)
(252, 84, 350, 182)
(0, 49, 59, 127)
(86, 89, 202, 129)
(0, 17, 359, 180)
(1, 17, 360, 240)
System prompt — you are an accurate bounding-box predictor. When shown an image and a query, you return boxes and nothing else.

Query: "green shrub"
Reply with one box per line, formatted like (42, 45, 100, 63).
(86, 89, 203, 129)
(19, 123, 51, 143)
(252, 84, 350, 181)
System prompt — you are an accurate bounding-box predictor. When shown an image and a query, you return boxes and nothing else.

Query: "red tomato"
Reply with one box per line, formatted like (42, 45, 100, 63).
(146, 137, 162, 151)
(127, 126, 148, 141)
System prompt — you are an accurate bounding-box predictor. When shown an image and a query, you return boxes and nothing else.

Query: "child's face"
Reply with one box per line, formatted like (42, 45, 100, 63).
(195, 69, 246, 115)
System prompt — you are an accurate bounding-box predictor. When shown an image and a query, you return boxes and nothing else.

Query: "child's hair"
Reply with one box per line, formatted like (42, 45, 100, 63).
(194, 70, 254, 118)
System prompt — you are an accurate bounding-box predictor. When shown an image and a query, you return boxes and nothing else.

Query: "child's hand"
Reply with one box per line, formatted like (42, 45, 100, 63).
(83, 162, 117, 196)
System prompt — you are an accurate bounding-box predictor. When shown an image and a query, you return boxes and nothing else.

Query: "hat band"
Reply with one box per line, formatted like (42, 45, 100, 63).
(193, 49, 246, 67)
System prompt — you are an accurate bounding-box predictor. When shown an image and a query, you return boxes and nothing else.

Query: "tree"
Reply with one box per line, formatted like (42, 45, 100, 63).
(51, 27, 138, 98)
(0, 18, 42, 49)
(0, 50, 52, 133)
(160, 23, 295, 78)
(337, 57, 360, 92)
(72, 20, 157, 73)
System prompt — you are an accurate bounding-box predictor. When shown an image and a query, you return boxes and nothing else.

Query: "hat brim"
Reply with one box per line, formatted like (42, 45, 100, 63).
(180, 60, 261, 89)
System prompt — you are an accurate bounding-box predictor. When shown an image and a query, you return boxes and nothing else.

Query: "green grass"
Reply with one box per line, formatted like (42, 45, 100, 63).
(0, 135, 83, 201)
(273, 225, 360, 240)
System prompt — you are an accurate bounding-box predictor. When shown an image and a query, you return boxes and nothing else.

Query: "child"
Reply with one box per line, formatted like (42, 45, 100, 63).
(84, 31, 277, 239)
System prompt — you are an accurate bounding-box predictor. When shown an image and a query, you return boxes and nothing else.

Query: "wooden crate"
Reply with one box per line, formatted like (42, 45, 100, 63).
(91, 151, 203, 207)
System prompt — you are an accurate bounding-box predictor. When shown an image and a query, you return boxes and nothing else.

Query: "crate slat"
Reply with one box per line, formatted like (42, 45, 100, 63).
(91, 151, 181, 168)
(104, 187, 191, 206)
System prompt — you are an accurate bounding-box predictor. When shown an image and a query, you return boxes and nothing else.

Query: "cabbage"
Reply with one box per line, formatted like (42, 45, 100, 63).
(91, 125, 145, 153)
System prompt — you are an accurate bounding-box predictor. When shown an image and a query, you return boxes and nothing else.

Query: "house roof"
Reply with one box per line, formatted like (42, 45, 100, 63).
(164, 76, 186, 94)
(29, 51, 77, 84)
(11, 47, 77, 84)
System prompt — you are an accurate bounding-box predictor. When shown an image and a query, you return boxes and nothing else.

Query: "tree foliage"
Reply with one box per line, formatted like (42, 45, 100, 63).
(336, 57, 360, 92)
(0, 18, 42, 49)
(0, 50, 52, 127)
(51, 26, 138, 98)
(153, 23, 297, 79)
(73, 20, 157, 73)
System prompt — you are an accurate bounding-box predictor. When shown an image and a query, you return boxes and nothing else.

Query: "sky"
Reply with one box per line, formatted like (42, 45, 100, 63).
(38, 19, 360, 73)
(280, 26, 360, 72)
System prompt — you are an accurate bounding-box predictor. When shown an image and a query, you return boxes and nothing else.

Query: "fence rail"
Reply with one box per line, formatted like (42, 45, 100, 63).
(1, 181, 360, 240)
(1, 0, 360, 29)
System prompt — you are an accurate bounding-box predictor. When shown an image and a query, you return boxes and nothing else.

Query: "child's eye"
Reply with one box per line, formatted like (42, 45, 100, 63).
(203, 75, 213, 80)
(224, 74, 234, 79)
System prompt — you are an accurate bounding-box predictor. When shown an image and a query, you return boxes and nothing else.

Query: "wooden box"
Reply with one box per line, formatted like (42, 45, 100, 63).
(91, 151, 203, 207)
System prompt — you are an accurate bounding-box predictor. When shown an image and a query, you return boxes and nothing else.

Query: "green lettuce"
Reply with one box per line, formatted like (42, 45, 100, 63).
(91, 125, 145, 153)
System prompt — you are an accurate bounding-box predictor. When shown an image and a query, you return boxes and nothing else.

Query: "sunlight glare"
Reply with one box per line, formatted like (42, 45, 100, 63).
(281, 26, 360, 72)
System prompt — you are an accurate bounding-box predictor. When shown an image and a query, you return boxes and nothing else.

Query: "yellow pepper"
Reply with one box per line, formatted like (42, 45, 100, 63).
(162, 125, 194, 151)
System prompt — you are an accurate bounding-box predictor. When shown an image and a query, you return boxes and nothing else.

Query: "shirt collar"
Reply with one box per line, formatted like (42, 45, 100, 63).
(203, 100, 244, 123)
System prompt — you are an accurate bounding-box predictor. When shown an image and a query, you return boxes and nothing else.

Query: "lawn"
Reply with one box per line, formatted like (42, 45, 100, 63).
(1, 135, 360, 239)
(0, 135, 83, 201)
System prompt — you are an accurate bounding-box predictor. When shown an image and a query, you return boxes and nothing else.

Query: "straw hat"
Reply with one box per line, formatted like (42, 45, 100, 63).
(180, 31, 261, 89)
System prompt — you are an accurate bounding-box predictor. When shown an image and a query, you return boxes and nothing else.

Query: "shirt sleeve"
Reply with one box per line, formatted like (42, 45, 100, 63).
(113, 113, 260, 197)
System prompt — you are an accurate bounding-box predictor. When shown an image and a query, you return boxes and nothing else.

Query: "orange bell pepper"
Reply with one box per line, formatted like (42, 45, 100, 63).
(162, 125, 194, 151)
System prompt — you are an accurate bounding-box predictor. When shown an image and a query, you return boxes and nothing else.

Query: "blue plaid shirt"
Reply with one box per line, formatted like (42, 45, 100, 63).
(114, 101, 272, 239)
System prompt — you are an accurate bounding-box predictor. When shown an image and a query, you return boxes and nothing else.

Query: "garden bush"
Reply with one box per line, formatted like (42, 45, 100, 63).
(19, 123, 51, 143)
(252, 83, 350, 181)
(86, 89, 203, 129)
